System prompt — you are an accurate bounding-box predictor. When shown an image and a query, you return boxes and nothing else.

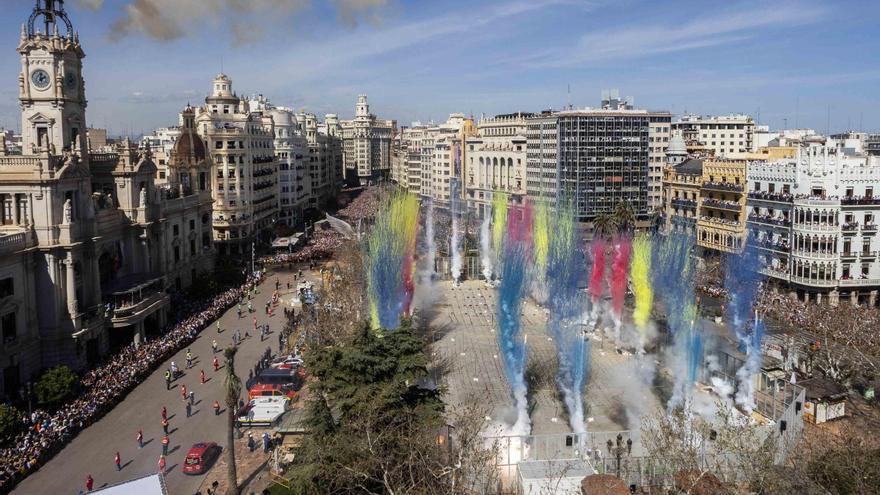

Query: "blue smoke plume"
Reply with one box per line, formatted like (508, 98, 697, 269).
(723, 247, 764, 350)
(497, 242, 531, 433)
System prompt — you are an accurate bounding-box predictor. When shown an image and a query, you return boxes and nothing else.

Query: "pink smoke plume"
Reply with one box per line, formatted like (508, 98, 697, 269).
(610, 236, 632, 317)
(507, 204, 534, 251)
(589, 239, 606, 304)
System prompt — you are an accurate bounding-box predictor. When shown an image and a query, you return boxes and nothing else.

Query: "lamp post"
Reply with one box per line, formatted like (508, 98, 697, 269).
(606, 433, 632, 478)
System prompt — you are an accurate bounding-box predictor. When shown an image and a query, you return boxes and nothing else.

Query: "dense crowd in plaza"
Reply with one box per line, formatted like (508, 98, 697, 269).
(0, 274, 265, 492)
(335, 187, 381, 221)
(259, 230, 343, 267)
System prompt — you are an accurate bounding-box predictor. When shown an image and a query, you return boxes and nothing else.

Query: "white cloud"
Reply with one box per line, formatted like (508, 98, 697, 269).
(524, 0, 826, 68)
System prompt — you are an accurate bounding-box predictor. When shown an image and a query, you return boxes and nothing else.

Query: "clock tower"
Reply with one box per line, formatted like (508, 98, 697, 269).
(18, 0, 87, 156)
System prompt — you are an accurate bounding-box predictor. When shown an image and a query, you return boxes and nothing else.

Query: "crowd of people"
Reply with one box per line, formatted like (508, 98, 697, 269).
(259, 230, 343, 267)
(335, 187, 381, 221)
(0, 274, 265, 493)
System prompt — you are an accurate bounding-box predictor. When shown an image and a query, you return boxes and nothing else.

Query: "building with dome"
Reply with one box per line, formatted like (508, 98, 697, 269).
(195, 74, 279, 255)
(340, 95, 396, 185)
(0, 1, 214, 400)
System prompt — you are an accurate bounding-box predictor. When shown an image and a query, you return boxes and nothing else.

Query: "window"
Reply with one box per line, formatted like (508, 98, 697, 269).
(174, 246, 181, 262)
(0, 278, 13, 298)
(173, 224, 180, 236)
(1, 312, 15, 344)
(189, 219, 195, 230)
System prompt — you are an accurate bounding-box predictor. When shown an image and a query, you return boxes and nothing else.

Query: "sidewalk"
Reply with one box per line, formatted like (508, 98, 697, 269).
(199, 432, 271, 494)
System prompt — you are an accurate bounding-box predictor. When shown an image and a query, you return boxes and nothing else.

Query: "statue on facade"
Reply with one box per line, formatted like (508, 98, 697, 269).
(139, 186, 147, 208)
(63, 198, 72, 224)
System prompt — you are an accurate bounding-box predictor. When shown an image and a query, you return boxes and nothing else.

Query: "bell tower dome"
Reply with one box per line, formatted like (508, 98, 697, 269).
(18, 0, 87, 156)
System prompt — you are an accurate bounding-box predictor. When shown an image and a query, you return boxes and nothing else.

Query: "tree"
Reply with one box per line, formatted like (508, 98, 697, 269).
(34, 366, 78, 409)
(613, 201, 636, 235)
(0, 403, 20, 442)
(286, 320, 492, 494)
(223, 346, 242, 495)
(592, 212, 618, 240)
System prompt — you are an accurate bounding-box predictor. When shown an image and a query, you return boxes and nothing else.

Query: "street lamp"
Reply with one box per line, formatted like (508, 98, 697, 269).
(606, 433, 632, 478)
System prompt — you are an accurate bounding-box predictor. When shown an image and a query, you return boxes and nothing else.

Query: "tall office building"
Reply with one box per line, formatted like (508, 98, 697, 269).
(526, 100, 671, 222)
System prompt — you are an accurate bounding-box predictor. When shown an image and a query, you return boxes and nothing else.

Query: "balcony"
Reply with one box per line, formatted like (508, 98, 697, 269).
(790, 275, 837, 287)
(862, 251, 878, 259)
(793, 222, 839, 233)
(0, 231, 32, 256)
(841, 197, 880, 206)
(840, 251, 858, 259)
(702, 182, 743, 193)
(748, 215, 790, 228)
(839, 278, 880, 287)
(671, 198, 697, 209)
(791, 249, 837, 260)
(863, 223, 878, 233)
(748, 192, 793, 204)
(702, 198, 742, 212)
(750, 240, 790, 253)
(841, 223, 859, 234)
(759, 266, 790, 281)
(102, 274, 169, 326)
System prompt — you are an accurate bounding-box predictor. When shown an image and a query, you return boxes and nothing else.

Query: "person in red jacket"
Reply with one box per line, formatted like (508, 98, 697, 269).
(162, 434, 170, 455)
(213, 356, 220, 371)
(86, 474, 93, 492)
(115, 451, 121, 471)
(161, 406, 167, 421)
(181, 384, 187, 401)
(158, 455, 166, 474)
(200, 369, 206, 384)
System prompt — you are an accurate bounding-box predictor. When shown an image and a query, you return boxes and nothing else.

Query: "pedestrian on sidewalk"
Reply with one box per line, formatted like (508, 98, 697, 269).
(162, 417, 169, 434)
(137, 429, 143, 448)
(181, 384, 187, 401)
(161, 406, 167, 421)
(186, 402, 192, 418)
(213, 400, 220, 416)
(247, 432, 255, 452)
(213, 356, 220, 371)
(217, 321, 222, 334)
(200, 369, 206, 384)
(164, 369, 171, 390)
(85, 474, 93, 492)
(162, 435, 169, 455)
(186, 349, 193, 369)
(189, 390, 195, 406)
(115, 451, 121, 471)
(262, 432, 270, 453)
(158, 455, 166, 474)
(212, 339, 218, 353)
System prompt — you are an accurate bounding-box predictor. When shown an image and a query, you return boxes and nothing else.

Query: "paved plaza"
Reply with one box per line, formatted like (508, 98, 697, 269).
(13, 267, 315, 495)
(430, 280, 665, 437)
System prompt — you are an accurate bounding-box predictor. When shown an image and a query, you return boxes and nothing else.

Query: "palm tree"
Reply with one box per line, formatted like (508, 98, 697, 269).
(592, 212, 618, 240)
(613, 202, 636, 236)
(223, 346, 242, 495)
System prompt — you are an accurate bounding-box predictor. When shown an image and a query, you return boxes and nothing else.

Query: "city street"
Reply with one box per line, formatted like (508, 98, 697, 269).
(12, 266, 312, 495)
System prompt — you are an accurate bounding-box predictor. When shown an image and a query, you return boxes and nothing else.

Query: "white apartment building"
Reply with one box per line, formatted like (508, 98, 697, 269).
(196, 74, 279, 254)
(413, 115, 473, 208)
(341, 95, 395, 184)
(673, 114, 756, 157)
(746, 141, 880, 306)
(401, 123, 427, 194)
(464, 112, 529, 217)
(246, 97, 310, 228)
(142, 126, 181, 185)
(297, 112, 344, 211)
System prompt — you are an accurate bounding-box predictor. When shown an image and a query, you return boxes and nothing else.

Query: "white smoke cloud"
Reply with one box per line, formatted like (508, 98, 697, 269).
(78, 0, 105, 10)
(332, 0, 389, 27)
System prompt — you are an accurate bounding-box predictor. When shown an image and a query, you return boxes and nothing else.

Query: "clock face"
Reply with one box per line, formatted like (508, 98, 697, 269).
(64, 72, 77, 91)
(31, 69, 51, 90)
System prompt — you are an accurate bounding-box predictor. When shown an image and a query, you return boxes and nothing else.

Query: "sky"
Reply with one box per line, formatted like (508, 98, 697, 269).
(1, 0, 880, 136)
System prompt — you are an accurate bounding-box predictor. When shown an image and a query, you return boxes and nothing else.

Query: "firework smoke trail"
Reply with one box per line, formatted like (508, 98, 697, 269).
(588, 239, 606, 325)
(480, 214, 492, 281)
(365, 192, 420, 330)
(533, 202, 550, 275)
(649, 232, 702, 410)
(425, 199, 436, 278)
(630, 234, 653, 350)
(496, 206, 533, 435)
(492, 192, 510, 264)
(545, 204, 590, 434)
(610, 236, 632, 341)
(723, 247, 766, 411)
(736, 313, 765, 412)
(723, 248, 764, 350)
(450, 181, 463, 283)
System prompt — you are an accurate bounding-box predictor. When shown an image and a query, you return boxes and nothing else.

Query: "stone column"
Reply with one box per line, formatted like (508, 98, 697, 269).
(816, 293, 823, 305)
(851, 291, 859, 307)
(133, 321, 144, 347)
(12, 194, 19, 225)
(869, 290, 878, 308)
(65, 253, 78, 316)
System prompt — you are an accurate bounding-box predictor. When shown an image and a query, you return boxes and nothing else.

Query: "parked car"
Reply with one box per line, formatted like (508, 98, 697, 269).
(247, 382, 297, 401)
(183, 442, 221, 475)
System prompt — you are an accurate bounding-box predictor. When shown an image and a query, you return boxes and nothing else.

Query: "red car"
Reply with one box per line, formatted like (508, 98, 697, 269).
(183, 442, 221, 475)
